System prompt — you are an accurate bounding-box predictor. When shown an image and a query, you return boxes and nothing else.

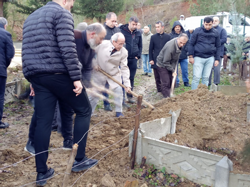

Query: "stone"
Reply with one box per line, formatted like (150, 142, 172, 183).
(214, 156, 231, 187)
(140, 184, 148, 187)
(169, 110, 177, 134)
(101, 174, 116, 187)
(247, 102, 250, 122)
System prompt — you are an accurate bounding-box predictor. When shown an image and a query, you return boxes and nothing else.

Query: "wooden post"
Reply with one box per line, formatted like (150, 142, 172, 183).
(62, 144, 78, 187)
(131, 95, 143, 169)
(170, 63, 178, 97)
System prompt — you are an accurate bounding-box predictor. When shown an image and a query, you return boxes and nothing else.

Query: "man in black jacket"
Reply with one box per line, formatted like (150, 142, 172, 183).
(208, 16, 227, 86)
(149, 21, 171, 93)
(22, 0, 106, 185)
(102, 12, 121, 111)
(0, 17, 14, 129)
(120, 16, 142, 103)
(189, 17, 221, 90)
(170, 21, 190, 87)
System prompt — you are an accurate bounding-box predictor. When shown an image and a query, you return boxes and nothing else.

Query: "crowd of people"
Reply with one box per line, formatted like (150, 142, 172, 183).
(1, 0, 250, 186)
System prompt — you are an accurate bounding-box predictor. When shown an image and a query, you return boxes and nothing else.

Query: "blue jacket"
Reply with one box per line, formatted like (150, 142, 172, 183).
(188, 26, 221, 61)
(0, 24, 15, 77)
(170, 21, 189, 60)
(214, 25, 227, 57)
(120, 24, 142, 59)
(22, 2, 82, 81)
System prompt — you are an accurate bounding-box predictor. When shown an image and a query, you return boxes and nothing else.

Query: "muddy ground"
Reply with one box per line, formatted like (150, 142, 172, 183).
(0, 68, 249, 186)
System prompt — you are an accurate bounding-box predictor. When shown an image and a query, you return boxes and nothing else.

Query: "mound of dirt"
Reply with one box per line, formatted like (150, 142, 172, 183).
(159, 85, 250, 173)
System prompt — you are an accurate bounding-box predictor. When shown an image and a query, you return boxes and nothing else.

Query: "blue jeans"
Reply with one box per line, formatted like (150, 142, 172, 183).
(176, 58, 189, 84)
(191, 56, 214, 90)
(142, 54, 152, 73)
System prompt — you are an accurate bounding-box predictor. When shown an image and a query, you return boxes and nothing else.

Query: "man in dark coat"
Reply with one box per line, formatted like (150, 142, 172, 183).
(170, 21, 190, 87)
(208, 16, 227, 86)
(0, 17, 15, 129)
(189, 17, 221, 90)
(102, 12, 121, 111)
(120, 16, 142, 103)
(22, 0, 106, 185)
(149, 21, 171, 93)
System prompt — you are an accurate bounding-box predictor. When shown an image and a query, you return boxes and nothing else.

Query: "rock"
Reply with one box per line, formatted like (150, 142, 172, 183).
(101, 174, 116, 187)
(140, 184, 148, 187)
(180, 177, 185, 182)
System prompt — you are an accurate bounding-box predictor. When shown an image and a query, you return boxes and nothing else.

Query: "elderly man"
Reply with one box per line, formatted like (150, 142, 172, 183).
(120, 17, 142, 103)
(189, 17, 221, 90)
(157, 33, 189, 98)
(89, 33, 131, 117)
(103, 12, 121, 112)
(142, 25, 153, 76)
(208, 16, 227, 86)
(0, 17, 15, 129)
(22, 0, 106, 185)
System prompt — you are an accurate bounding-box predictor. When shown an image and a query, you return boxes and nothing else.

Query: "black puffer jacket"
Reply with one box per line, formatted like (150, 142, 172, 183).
(22, 2, 82, 81)
(0, 24, 15, 77)
(104, 23, 120, 40)
(170, 21, 188, 60)
(120, 24, 142, 59)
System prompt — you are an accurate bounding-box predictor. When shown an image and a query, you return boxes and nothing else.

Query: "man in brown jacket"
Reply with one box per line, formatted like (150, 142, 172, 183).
(89, 33, 131, 117)
(156, 33, 188, 97)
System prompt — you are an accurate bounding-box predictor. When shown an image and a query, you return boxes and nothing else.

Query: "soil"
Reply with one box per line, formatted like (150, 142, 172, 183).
(1, 68, 249, 186)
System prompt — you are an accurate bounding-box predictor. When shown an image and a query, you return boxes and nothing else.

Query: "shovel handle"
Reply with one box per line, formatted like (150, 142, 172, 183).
(98, 69, 155, 109)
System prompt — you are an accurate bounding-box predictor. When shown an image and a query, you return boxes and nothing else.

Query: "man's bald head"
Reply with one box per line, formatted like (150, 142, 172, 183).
(111, 32, 125, 51)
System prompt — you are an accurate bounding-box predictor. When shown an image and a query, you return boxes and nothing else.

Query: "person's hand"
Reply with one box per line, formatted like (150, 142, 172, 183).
(189, 57, 194, 64)
(30, 84, 35, 96)
(242, 52, 246, 56)
(93, 65, 101, 71)
(150, 60, 154, 65)
(73, 81, 83, 96)
(125, 87, 131, 93)
(214, 60, 219, 67)
(172, 72, 177, 77)
(247, 53, 249, 56)
(135, 57, 138, 60)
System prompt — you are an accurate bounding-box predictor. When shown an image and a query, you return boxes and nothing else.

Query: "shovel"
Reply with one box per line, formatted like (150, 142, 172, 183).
(98, 68, 155, 109)
(170, 63, 178, 97)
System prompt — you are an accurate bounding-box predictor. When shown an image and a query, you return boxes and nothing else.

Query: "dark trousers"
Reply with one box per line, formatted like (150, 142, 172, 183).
(102, 82, 110, 106)
(0, 76, 6, 122)
(157, 67, 173, 98)
(127, 58, 137, 98)
(30, 74, 91, 173)
(28, 101, 73, 143)
(153, 67, 161, 92)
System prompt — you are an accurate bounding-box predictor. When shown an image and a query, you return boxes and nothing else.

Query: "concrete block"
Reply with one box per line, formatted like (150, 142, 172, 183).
(214, 156, 232, 187)
(217, 85, 247, 95)
(210, 83, 218, 92)
(129, 129, 143, 164)
(229, 173, 250, 187)
(142, 137, 223, 186)
(247, 102, 250, 123)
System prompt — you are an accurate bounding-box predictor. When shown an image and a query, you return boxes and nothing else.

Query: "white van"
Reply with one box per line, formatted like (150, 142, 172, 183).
(185, 12, 250, 35)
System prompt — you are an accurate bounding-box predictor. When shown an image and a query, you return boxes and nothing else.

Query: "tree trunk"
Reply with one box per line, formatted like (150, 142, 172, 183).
(0, 0, 4, 17)
(98, 17, 101, 23)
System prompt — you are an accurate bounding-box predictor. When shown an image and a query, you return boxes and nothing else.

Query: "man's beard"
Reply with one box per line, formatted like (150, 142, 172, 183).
(88, 38, 98, 49)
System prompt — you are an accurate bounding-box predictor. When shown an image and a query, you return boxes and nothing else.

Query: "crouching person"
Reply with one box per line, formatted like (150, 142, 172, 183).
(89, 33, 131, 117)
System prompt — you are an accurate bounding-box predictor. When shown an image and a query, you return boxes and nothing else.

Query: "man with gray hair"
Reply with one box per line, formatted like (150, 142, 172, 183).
(22, 0, 101, 185)
(76, 22, 88, 31)
(0, 17, 15, 129)
(157, 34, 188, 98)
(90, 32, 131, 117)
